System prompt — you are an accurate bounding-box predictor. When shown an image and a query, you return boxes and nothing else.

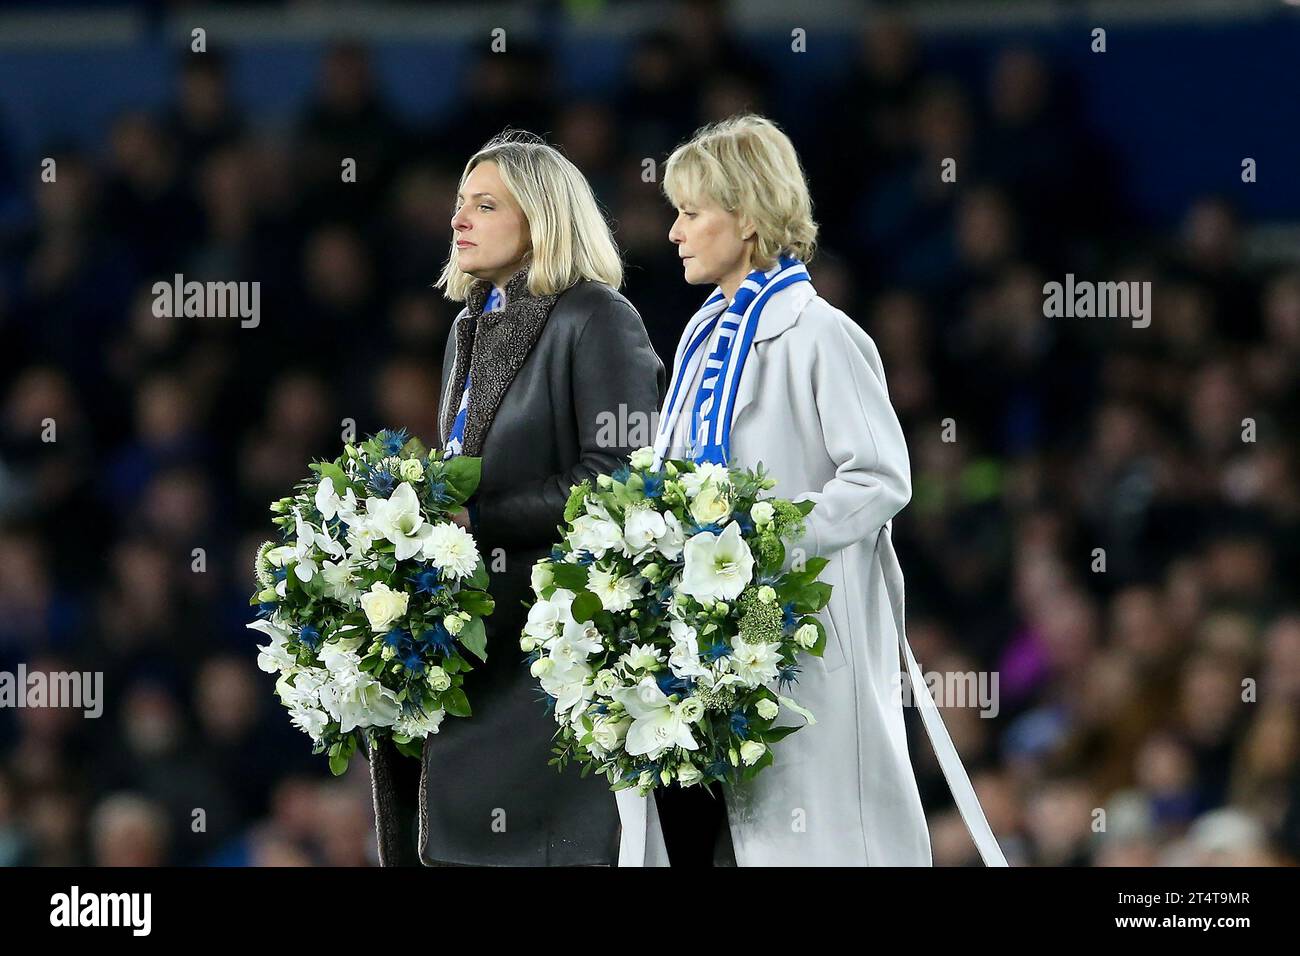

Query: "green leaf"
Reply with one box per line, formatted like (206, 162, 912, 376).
(550, 563, 590, 590)
(443, 687, 472, 717)
(467, 558, 490, 591)
(762, 725, 803, 743)
(393, 738, 424, 760)
(785, 556, 830, 588)
(309, 461, 351, 495)
(443, 456, 482, 501)
(570, 589, 602, 623)
(457, 590, 495, 617)
(793, 582, 833, 613)
(458, 617, 488, 662)
(400, 436, 429, 460)
(328, 750, 350, 776)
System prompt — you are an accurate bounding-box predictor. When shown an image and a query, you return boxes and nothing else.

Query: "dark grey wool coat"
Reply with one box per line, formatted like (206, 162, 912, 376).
(369, 267, 665, 865)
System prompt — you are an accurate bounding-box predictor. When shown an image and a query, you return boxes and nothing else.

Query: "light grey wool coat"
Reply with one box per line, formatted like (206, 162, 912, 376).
(621, 280, 1009, 866)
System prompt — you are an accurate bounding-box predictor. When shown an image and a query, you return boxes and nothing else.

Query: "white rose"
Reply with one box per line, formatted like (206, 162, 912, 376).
(740, 740, 766, 765)
(689, 485, 731, 525)
(757, 585, 777, 604)
(530, 657, 556, 678)
(629, 447, 656, 470)
(519, 635, 538, 652)
(592, 716, 630, 751)
(443, 614, 465, 636)
(677, 697, 705, 723)
(750, 501, 775, 528)
(755, 698, 780, 720)
(675, 763, 703, 786)
(593, 669, 620, 694)
(398, 458, 424, 482)
(426, 665, 452, 692)
(795, 622, 820, 649)
(360, 582, 410, 632)
(530, 560, 554, 595)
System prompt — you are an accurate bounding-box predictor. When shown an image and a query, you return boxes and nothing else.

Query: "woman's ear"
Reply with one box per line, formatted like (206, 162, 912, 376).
(738, 215, 757, 243)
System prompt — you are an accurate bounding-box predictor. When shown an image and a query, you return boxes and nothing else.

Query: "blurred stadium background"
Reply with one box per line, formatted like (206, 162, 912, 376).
(1, 0, 1298, 866)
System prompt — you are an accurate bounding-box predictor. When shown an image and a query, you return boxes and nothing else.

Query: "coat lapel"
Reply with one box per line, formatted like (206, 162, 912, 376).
(726, 282, 816, 431)
(439, 267, 559, 457)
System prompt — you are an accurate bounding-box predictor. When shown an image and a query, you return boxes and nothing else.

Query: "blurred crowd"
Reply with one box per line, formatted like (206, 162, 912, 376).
(0, 5, 1297, 866)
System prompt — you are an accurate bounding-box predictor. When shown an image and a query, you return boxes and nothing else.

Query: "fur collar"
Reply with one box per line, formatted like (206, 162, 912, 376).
(440, 267, 559, 456)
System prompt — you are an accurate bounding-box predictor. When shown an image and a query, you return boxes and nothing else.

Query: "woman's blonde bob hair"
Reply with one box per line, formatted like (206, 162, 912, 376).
(663, 113, 818, 268)
(436, 130, 623, 301)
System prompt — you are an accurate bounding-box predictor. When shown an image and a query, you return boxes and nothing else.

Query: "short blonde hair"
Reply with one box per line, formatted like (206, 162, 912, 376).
(663, 114, 818, 268)
(437, 130, 623, 301)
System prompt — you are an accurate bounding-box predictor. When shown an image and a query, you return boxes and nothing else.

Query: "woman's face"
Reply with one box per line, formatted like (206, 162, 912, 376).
(451, 161, 531, 287)
(668, 196, 753, 296)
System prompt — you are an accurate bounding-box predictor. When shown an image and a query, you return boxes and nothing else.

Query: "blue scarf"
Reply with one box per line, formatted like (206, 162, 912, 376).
(656, 255, 812, 466)
(444, 285, 505, 459)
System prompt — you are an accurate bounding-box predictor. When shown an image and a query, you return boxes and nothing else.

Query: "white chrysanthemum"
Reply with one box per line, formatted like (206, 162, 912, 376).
(587, 566, 642, 612)
(421, 522, 480, 579)
(620, 642, 664, 672)
(729, 635, 782, 688)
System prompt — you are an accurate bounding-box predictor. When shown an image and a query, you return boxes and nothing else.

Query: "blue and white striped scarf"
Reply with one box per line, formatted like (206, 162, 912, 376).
(654, 254, 812, 466)
(443, 285, 505, 459)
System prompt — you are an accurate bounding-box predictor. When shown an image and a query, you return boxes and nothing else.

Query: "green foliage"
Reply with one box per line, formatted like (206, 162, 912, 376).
(457, 617, 488, 662)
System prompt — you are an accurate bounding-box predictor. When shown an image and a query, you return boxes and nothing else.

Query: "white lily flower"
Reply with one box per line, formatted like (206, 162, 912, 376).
(679, 521, 754, 602)
(612, 676, 699, 759)
(366, 481, 432, 562)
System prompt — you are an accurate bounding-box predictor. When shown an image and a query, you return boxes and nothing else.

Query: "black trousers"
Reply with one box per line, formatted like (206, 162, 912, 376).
(653, 781, 735, 866)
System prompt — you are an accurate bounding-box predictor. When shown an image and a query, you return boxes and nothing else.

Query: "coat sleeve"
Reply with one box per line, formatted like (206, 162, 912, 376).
(788, 312, 911, 563)
(473, 298, 666, 549)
